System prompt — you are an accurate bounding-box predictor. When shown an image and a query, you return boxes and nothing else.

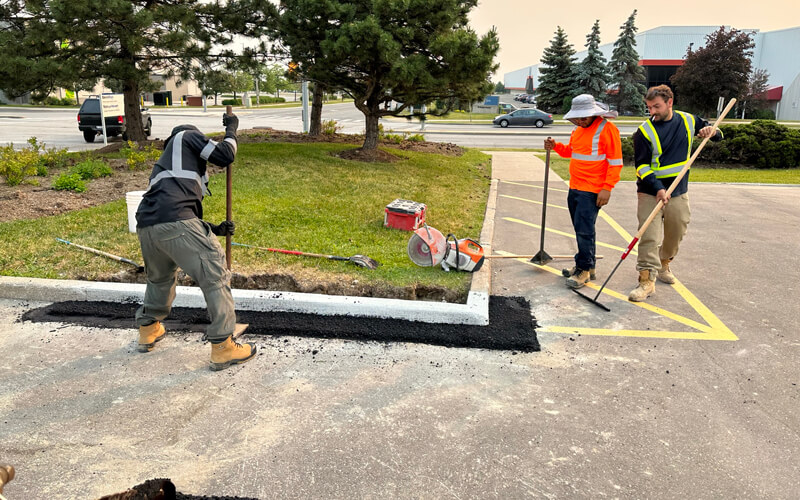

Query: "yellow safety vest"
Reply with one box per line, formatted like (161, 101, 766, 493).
(635, 111, 696, 180)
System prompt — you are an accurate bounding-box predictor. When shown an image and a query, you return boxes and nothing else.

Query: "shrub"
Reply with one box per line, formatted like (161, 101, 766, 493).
(406, 133, 425, 142)
(52, 172, 87, 192)
(698, 120, 800, 168)
(321, 119, 343, 136)
(0, 145, 41, 186)
(746, 108, 775, 120)
(222, 98, 242, 105)
(621, 136, 634, 162)
(71, 159, 112, 180)
(253, 96, 285, 104)
(41, 147, 70, 172)
(382, 133, 405, 144)
(123, 141, 162, 170)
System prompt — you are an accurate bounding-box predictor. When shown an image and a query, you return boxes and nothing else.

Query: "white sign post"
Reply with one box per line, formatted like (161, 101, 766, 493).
(100, 93, 125, 145)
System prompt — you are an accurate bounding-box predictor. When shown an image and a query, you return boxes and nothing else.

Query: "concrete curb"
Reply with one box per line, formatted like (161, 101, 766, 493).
(0, 161, 500, 326)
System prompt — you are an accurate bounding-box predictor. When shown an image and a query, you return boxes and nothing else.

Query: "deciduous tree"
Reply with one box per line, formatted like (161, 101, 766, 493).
(671, 26, 755, 116)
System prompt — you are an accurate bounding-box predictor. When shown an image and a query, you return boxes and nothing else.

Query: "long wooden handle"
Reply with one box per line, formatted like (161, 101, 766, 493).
(623, 98, 737, 259)
(225, 104, 233, 270)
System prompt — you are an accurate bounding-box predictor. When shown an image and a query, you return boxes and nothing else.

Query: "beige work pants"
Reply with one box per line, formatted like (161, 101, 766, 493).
(636, 192, 691, 272)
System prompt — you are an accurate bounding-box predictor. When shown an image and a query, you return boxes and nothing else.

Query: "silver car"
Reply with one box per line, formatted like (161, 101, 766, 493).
(493, 108, 553, 128)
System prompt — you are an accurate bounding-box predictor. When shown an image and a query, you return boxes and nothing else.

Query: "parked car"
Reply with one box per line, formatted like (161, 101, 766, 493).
(493, 108, 553, 128)
(77, 96, 151, 143)
(524, 95, 537, 104)
(498, 103, 517, 113)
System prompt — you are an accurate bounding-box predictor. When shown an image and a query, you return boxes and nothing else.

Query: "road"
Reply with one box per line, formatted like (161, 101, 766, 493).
(0, 99, 641, 151)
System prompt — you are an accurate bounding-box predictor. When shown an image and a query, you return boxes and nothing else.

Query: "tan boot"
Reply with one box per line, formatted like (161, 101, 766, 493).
(561, 266, 596, 280)
(628, 270, 656, 302)
(137, 321, 165, 352)
(566, 268, 592, 289)
(658, 259, 676, 284)
(210, 336, 257, 371)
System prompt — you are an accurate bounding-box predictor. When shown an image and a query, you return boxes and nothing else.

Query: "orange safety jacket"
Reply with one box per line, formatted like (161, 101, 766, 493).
(553, 117, 623, 193)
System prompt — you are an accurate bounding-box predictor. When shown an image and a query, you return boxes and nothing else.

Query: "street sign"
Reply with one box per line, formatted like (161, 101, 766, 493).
(99, 93, 125, 145)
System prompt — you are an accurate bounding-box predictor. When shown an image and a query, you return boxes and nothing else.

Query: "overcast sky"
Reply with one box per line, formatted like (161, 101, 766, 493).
(468, 0, 800, 80)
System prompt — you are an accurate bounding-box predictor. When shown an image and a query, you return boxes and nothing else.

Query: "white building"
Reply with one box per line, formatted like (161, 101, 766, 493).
(505, 25, 800, 120)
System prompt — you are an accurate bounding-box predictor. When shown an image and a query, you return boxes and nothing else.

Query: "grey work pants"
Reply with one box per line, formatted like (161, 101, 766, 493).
(135, 218, 235, 341)
(636, 192, 691, 272)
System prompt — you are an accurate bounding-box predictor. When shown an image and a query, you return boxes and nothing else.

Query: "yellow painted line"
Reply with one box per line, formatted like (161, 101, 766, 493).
(598, 209, 635, 242)
(503, 217, 637, 255)
(502, 180, 569, 193)
(670, 279, 739, 340)
(496, 251, 711, 333)
(500, 194, 568, 210)
(541, 326, 738, 341)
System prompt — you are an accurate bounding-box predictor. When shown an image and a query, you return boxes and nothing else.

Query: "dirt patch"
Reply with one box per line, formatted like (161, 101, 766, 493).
(21, 295, 540, 352)
(336, 147, 400, 162)
(97, 269, 464, 302)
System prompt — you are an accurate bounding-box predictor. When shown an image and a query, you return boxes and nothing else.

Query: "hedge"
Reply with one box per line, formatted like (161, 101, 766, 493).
(221, 96, 286, 106)
(621, 120, 800, 169)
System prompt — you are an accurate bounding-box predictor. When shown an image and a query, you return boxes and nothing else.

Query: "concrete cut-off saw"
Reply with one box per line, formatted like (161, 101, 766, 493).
(407, 224, 484, 272)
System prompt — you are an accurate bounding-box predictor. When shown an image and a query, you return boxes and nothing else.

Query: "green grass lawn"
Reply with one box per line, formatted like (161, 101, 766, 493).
(547, 156, 800, 184)
(0, 143, 490, 298)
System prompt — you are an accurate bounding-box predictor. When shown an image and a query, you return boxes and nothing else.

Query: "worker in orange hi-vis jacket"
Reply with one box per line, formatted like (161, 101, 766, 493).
(544, 94, 623, 289)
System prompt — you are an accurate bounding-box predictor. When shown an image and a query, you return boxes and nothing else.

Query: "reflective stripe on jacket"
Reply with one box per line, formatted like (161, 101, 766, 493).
(635, 111, 695, 180)
(553, 117, 623, 193)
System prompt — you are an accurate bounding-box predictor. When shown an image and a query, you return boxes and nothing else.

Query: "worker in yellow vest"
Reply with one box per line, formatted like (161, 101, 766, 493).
(629, 85, 724, 302)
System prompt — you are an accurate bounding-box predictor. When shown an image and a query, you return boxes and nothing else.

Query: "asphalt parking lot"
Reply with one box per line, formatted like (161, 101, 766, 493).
(1, 152, 798, 498)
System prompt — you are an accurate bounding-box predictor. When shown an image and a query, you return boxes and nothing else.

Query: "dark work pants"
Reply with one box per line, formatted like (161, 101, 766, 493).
(567, 189, 600, 271)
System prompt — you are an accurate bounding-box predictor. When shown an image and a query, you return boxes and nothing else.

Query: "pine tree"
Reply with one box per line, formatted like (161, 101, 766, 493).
(274, 0, 498, 151)
(671, 27, 755, 116)
(576, 20, 610, 100)
(609, 10, 646, 115)
(536, 27, 578, 113)
(0, 0, 275, 140)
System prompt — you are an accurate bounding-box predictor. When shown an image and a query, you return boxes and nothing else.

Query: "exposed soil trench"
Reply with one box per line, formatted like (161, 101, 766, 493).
(22, 295, 540, 352)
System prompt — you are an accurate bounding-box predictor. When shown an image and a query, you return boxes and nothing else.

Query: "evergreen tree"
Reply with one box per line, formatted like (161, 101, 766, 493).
(273, 0, 498, 151)
(494, 81, 506, 93)
(671, 27, 755, 116)
(536, 27, 578, 113)
(0, 0, 275, 140)
(576, 20, 610, 99)
(609, 10, 646, 115)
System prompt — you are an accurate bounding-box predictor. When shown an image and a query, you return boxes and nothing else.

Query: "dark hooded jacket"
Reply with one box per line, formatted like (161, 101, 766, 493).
(135, 124, 237, 228)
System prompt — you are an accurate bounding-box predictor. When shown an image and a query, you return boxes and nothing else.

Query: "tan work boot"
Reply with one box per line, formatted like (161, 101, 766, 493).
(658, 259, 676, 284)
(210, 336, 257, 371)
(566, 268, 592, 289)
(137, 321, 165, 352)
(562, 266, 596, 280)
(628, 270, 656, 302)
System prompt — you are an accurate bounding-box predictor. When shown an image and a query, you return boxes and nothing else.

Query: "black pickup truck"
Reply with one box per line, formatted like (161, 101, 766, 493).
(77, 97, 152, 143)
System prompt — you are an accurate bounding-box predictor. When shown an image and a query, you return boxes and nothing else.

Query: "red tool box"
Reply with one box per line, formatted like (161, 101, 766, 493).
(384, 199, 427, 231)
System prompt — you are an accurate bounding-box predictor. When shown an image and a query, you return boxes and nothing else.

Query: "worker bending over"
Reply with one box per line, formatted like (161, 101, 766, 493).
(545, 94, 623, 289)
(134, 113, 256, 370)
(629, 85, 724, 302)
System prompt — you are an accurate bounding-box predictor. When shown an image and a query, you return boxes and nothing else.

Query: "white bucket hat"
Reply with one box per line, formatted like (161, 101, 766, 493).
(563, 94, 618, 120)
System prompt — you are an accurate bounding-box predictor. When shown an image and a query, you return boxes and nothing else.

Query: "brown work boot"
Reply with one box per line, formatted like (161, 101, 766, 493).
(658, 259, 676, 284)
(628, 270, 656, 302)
(562, 266, 596, 280)
(210, 336, 257, 371)
(565, 268, 592, 289)
(137, 321, 165, 352)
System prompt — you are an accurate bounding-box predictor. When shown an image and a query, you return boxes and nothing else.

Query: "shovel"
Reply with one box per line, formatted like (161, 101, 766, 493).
(232, 242, 380, 269)
(573, 98, 737, 312)
(530, 147, 553, 265)
(56, 238, 144, 273)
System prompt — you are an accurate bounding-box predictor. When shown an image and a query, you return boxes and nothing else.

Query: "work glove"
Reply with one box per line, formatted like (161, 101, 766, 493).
(222, 113, 239, 137)
(209, 220, 235, 236)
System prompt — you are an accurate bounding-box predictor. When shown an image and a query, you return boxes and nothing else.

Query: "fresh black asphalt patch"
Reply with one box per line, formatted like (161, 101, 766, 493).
(21, 295, 540, 352)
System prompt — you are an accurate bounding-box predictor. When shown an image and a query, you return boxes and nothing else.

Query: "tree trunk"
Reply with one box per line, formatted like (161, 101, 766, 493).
(363, 109, 380, 150)
(123, 80, 146, 141)
(309, 83, 325, 136)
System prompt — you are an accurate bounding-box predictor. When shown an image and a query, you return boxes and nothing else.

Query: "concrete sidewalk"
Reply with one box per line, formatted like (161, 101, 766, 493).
(1, 152, 799, 498)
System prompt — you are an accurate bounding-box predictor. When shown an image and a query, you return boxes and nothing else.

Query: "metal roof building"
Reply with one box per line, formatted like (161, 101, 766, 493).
(504, 25, 800, 120)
